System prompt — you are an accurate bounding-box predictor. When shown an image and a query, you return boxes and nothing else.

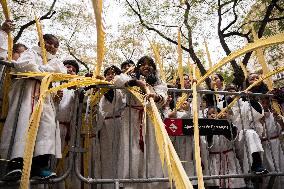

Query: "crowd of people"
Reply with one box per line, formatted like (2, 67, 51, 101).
(0, 19, 284, 189)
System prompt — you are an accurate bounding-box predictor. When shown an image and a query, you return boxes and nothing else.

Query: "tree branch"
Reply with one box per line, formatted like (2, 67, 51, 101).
(221, 0, 238, 33)
(217, 0, 245, 88)
(275, 3, 284, 12)
(268, 15, 284, 21)
(257, 0, 278, 38)
(67, 44, 89, 71)
(125, 0, 190, 52)
(223, 31, 250, 41)
(242, 0, 280, 67)
(13, 0, 57, 43)
(152, 23, 179, 28)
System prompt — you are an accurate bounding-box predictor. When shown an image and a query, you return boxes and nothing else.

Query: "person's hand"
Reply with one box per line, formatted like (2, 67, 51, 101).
(145, 93, 162, 102)
(1, 20, 15, 33)
(135, 80, 147, 89)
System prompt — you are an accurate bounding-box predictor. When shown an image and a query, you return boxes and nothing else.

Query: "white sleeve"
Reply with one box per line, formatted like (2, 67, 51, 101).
(39, 58, 67, 73)
(113, 73, 132, 87)
(154, 81, 168, 107)
(0, 30, 8, 51)
(13, 50, 41, 72)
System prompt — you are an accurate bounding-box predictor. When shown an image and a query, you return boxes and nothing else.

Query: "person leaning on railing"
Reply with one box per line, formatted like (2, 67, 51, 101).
(260, 97, 284, 188)
(235, 73, 269, 175)
(0, 20, 14, 60)
(113, 55, 168, 189)
(0, 34, 67, 181)
(207, 106, 246, 189)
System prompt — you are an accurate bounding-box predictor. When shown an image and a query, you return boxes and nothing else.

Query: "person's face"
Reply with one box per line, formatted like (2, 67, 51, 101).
(184, 75, 191, 89)
(202, 99, 207, 108)
(167, 94, 173, 104)
(122, 63, 134, 73)
(248, 74, 259, 85)
(12, 46, 26, 61)
(44, 37, 59, 55)
(139, 60, 154, 77)
(65, 64, 77, 75)
(105, 69, 117, 82)
(212, 74, 223, 89)
(227, 88, 237, 98)
(207, 108, 218, 119)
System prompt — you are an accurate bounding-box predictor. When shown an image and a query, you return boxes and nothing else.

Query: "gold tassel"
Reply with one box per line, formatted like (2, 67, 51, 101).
(239, 62, 248, 79)
(178, 29, 185, 89)
(128, 86, 193, 188)
(251, 26, 282, 114)
(91, 0, 105, 76)
(251, 26, 273, 90)
(197, 32, 284, 86)
(192, 64, 205, 189)
(151, 42, 166, 81)
(217, 65, 284, 118)
(18, 73, 110, 189)
(0, 0, 13, 61)
(0, 0, 13, 137)
(35, 15, 48, 65)
(204, 40, 212, 69)
(187, 57, 192, 81)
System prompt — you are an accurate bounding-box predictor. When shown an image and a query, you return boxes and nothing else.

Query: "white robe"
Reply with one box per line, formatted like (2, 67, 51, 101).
(208, 135, 245, 188)
(97, 89, 125, 189)
(0, 30, 8, 59)
(114, 73, 169, 189)
(262, 113, 284, 189)
(234, 100, 264, 174)
(0, 46, 66, 160)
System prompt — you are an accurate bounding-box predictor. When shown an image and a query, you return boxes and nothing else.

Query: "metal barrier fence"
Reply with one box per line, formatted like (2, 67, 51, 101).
(0, 77, 283, 189)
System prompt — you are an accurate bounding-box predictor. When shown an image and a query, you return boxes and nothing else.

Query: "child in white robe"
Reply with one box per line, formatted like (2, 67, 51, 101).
(207, 107, 245, 188)
(114, 56, 168, 189)
(261, 98, 284, 189)
(97, 65, 125, 189)
(0, 34, 66, 180)
(235, 74, 268, 175)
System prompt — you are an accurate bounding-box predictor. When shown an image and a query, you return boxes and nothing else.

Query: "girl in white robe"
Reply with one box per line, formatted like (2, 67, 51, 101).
(0, 34, 66, 180)
(207, 107, 245, 188)
(96, 65, 126, 189)
(114, 56, 168, 189)
(261, 98, 284, 189)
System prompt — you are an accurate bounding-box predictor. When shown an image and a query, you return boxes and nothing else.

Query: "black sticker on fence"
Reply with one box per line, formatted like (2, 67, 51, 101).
(164, 118, 233, 137)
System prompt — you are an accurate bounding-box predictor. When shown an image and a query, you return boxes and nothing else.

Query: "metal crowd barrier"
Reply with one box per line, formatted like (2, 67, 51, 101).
(0, 77, 283, 189)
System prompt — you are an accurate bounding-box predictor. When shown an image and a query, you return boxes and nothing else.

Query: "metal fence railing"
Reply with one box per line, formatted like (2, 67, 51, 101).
(0, 70, 283, 189)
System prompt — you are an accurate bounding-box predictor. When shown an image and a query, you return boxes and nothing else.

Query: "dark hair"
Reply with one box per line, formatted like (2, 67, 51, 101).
(12, 43, 27, 53)
(215, 73, 224, 82)
(121, 59, 135, 69)
(136, 56, 156, 71)
(207, 106, 221, 116)
(63, 60, 80, 74)
(225, 84, 237, 91)
(176, 73, 190, 88)
(104, 65, 122, 77)
(38, 34, 59, 48)
(136, 56, 157, 86)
